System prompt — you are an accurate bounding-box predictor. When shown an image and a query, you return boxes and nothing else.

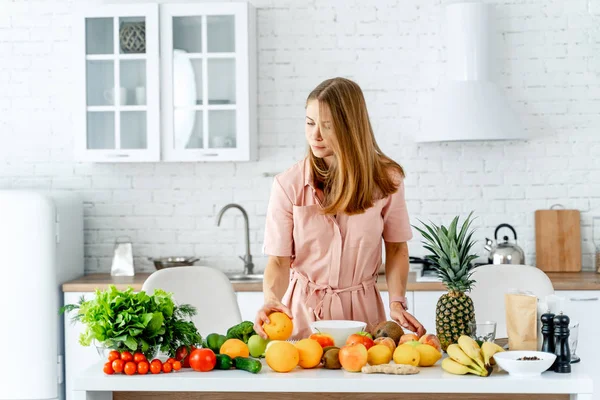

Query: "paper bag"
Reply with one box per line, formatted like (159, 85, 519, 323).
(505, 292, 538, 350)
(110, 236, 135, 277)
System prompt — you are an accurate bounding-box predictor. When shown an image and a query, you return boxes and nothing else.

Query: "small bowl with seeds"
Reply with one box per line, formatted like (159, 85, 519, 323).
(493, 351, 556, 378)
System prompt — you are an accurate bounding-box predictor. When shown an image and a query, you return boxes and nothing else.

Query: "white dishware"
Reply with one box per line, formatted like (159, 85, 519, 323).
(493, 351, 556, 378)
(104, 87, 127, 105)
(135, 86, 146, 105)
(309, 320, 367, 347)
(173, 49, 197, 149)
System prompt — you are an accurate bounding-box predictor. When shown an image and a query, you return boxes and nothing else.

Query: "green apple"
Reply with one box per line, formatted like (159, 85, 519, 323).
(247, 334, 270, 358)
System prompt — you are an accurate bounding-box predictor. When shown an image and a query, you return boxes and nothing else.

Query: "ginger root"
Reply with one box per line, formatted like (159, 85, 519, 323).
(361, 364, 420, 375)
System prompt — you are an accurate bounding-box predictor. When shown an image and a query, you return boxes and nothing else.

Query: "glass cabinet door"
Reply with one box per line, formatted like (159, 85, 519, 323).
(161, 3, 253, 161)
(76, 5, 159, 162)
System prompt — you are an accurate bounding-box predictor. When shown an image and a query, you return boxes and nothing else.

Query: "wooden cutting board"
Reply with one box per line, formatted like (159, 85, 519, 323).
(535, 208, 581, 272)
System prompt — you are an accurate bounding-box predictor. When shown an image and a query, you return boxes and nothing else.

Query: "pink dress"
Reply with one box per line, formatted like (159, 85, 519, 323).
(263, 158, 413, 339)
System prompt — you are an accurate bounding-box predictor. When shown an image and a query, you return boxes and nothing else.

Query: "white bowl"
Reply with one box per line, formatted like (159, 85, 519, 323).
(309, 320, 367, 347)
(493, 351, 556, 378)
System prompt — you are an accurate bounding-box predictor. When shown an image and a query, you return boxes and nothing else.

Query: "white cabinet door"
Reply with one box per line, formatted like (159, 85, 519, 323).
(555, 290, 600, 363)
(63, 292, 101, 400)
(413, 291, 445, 336)
(74, 4, 161, 162)
(160, 3, 257, 162)
(236, 292, 264, 323)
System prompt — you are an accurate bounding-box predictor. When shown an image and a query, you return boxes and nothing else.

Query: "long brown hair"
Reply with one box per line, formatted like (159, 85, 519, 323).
(307, 77, 404, 215)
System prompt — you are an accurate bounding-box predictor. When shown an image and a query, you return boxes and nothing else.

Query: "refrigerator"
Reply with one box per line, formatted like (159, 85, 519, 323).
(0, 191, 84, 400)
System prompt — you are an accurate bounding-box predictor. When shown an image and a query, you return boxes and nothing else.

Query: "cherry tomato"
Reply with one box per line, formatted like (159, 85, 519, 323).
(172, 361, 182, 371)
(120, 351, 133, 362)
(137, 361, 149, 375)
(166, 357, 175, 365)
(112, 359, 125, 374)
(149, 362, 162, 374)
(108, 351, 120, 362)
(176, 345, 197, 368)
(133, 352, 146, 363)
(124, 361, 137, 376)
(188, 348, 216, 372)
(103, 361, 114, 375)
(162, 362, 173, 373)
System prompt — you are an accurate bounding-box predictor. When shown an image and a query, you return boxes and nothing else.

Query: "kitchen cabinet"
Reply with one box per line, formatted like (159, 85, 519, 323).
(74, 4, 161, 162)
(556, 290, 600, 363)
(74, 2, 257, 163)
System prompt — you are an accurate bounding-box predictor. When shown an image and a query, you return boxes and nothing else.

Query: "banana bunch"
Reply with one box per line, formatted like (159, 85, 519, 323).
(441, 335, 505, 377)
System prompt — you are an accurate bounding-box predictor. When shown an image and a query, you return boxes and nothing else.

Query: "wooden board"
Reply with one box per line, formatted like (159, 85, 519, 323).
(535, 209, 581, 272)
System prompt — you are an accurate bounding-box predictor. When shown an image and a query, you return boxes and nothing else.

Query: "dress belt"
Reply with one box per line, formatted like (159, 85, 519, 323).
(291, 269, 378, 321)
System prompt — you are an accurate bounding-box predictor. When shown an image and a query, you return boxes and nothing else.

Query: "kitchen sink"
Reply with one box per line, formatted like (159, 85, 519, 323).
(225, 273, 264, 282)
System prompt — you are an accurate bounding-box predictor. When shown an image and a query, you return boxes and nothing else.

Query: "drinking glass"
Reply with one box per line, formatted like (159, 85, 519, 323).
(468, 321, 497, 344)
(569, 321, 580, 363)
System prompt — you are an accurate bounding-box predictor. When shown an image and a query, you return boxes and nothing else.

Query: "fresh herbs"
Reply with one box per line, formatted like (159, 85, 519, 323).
(61, 285, 202, 358)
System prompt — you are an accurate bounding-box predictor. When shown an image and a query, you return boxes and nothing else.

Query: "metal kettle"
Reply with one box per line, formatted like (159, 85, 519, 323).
(484, 223, 525, 265)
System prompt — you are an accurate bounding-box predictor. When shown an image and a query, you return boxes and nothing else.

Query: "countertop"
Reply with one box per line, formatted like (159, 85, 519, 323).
(73, 359, 593, 397)
(61, 271, 600, 292)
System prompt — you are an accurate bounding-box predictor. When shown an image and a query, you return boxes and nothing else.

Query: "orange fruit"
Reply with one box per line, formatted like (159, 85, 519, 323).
(219, 338, 249, 359)
(265, 341, 299, 373)
(262, 312, 293, 340)
(294, 339, 323, 369)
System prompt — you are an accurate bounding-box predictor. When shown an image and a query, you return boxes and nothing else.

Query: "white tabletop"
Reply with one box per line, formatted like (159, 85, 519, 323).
(74, 359, 594, 396)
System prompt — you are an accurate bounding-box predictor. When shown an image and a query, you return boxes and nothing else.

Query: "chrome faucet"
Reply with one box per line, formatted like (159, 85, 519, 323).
(216, 203, 254, 275)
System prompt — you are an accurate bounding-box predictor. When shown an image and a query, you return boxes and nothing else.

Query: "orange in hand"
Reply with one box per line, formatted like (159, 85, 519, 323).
(262, 312, 293, 340)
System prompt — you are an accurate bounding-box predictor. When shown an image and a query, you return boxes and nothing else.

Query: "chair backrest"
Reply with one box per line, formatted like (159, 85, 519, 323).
(469, 264, 555, 339)
(141, 266, 242, 338)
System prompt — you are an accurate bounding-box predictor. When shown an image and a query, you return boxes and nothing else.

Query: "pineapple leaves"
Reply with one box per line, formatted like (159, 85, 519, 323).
(412, 212, 479, 293)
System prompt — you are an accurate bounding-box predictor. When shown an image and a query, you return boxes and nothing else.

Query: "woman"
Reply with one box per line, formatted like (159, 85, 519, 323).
(255, 77, 425, 340)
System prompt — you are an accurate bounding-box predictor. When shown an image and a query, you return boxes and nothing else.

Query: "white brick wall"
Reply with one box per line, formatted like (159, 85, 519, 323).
(1, 0, 599, 273)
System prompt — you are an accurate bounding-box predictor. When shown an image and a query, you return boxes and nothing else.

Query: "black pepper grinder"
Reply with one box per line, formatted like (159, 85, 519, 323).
(541, 312, 555, 371)
(553, 313, 571, 373)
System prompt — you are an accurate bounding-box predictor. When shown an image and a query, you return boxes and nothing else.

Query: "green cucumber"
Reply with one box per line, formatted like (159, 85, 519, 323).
(215, 354, 233, 370)
(234, 357, 262, 373)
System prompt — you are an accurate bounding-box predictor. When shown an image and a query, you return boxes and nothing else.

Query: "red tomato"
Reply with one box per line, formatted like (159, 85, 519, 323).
(103, 361, 114, 375)
(176, 345, 197, 368)
(137, 361, 149, 375)
(112, 359, 124, 374)
(162, 362, 173, 373)
(172, 361, 182, 371)
(108, 351, 120, 362)
(149, 362, 162, 374)
(188, 349, 216, 372)
(166, 357, 175, 365)
(124, 362, 137, 376)
(120, 351, 133, 362)
(133, 352, 146, 363)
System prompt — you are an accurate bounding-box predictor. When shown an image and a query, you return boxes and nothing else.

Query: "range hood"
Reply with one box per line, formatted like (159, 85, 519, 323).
(419, 2, 525, 143)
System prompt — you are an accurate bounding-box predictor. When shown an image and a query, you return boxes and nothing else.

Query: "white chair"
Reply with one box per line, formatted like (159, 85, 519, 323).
(141, 266, 242, 337)
(469, 264, 555, 339)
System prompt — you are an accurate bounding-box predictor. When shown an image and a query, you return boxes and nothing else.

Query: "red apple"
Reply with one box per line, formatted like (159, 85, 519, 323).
(309, 333, 335, 348)
(346, 333, 375, 350)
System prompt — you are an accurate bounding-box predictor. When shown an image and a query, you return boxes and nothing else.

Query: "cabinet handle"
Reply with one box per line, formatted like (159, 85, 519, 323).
(201, 153, 219, 157)
(105, 154, 130, 158)
(570, 297, 599, 302)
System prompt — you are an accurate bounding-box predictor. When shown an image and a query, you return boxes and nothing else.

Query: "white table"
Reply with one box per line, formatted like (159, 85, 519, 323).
(73, 359, 595, 400)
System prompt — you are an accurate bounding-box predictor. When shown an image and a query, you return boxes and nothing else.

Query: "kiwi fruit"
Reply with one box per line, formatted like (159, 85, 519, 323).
(372, 320, 404, 344)
(322, 347, 341, 369)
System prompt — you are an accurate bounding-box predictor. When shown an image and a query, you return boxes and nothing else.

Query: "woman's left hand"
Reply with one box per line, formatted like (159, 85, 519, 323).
(390, 302, 427, 337)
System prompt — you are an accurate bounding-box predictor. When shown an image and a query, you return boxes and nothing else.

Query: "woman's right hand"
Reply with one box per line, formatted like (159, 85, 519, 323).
(254, 300, 293, 339)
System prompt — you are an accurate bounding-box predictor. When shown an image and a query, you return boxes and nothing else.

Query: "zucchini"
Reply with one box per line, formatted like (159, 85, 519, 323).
(215, 354, 233, 370)
(234, 357, 262, 374)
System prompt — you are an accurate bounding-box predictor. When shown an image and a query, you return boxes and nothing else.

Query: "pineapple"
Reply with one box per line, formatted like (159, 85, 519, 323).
(413, 212, 478, 352)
